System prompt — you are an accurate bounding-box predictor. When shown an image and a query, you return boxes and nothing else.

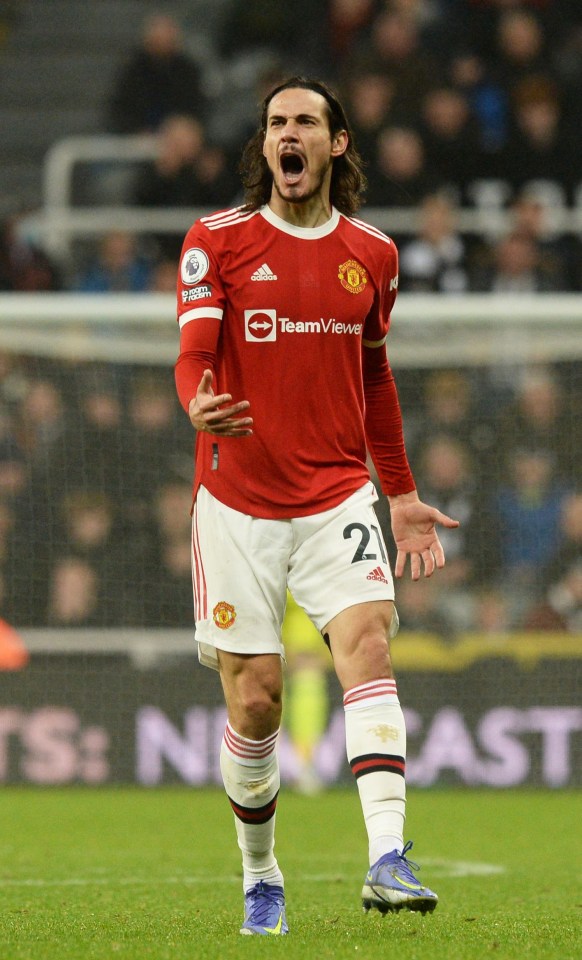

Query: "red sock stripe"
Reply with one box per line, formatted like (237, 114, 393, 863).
(228, 791, 279, 825)
(350, 753, 405, 779)
(223, 724, 279, 761)
(343, 679, 398, 708)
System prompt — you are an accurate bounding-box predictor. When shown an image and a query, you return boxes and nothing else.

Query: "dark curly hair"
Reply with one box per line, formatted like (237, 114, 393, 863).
(238, 76, 367, 216)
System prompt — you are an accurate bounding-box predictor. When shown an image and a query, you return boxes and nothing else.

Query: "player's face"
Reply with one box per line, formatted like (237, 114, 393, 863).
(262, 88, 348, 215)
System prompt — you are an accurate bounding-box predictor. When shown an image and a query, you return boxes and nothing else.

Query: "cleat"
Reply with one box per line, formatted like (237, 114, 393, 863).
(361, 841, 438, 915)
(240, 881, 289, 935)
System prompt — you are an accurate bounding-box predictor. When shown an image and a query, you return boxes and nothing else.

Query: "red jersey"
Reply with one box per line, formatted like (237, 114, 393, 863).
(175, 204, 415, 518)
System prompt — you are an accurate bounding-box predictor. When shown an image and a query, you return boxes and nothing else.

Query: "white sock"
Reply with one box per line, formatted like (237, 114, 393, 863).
(220, 722, 284, 892)
(344, 679, 406, 866)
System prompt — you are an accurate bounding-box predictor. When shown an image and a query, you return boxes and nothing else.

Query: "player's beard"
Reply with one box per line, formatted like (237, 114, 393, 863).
(272, 157, 332, 206)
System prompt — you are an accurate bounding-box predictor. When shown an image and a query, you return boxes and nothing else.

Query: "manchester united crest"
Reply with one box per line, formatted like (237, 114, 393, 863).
(213, 601, 237, 630)
(338, 259, 368, 294)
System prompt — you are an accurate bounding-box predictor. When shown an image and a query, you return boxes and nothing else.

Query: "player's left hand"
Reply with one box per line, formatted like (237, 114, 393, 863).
(389, 496, 459, 581)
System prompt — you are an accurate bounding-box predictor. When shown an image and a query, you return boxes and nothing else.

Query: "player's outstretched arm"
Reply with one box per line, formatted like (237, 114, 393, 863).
(388, 491, 459, 581)
(188, 369, 253, 437)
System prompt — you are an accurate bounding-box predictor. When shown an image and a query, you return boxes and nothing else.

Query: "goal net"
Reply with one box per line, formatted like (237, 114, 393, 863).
(0, 292, 580, 788)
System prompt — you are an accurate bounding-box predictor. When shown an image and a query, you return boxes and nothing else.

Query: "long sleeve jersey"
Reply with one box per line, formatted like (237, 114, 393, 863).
(175, 204, 415, 518)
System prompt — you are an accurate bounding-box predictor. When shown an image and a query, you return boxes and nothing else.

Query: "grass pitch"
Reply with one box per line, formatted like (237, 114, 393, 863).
(0, 787, 580, 960)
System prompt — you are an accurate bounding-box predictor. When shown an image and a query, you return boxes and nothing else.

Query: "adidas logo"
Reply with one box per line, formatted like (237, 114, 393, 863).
(367, 566, 389, 584)
(251, 262, 277, 281)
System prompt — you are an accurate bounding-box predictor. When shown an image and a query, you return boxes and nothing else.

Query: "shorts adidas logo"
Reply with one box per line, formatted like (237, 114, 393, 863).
(251, 262, 277, 281)
(367, 566, 389, 584)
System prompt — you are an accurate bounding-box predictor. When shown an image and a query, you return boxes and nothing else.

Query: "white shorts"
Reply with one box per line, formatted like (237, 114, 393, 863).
(191, 482, 397, 670)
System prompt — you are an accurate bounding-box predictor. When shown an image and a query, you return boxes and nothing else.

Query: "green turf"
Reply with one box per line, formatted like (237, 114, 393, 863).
(0, 787, 580, 960)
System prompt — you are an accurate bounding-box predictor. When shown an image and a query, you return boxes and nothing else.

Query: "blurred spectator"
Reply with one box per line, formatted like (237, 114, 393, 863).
(59, 367, 126, 500)
(524, 560, 582, 631)
(323, 0, 379, 76)
(153, 538, 194, 624)
(11, 373, 125, 624)
(492, 8, 549, 91)
(411, 371, 474, 447)
(105, 13, 206, 134)
(0, 215, 61, 291)
(73, 231, 153, 293)
(342, 69, 397, 166)
(541, 490, 582, 587)
(56, 488, 126, 620)
(149, 258, 179, 293)
(395, 575, 458, 640)
(508, 188, 577, 291)
(0, 439, 27, 502)
(501, 75, 576, 206)
(470, 585, 514, 634)
(366, 125, 442, 206)
(123, 371, 192, 520)
(469, 229, 563, 293)
(524, 490, 582, 630)
(120, 478, 193, 626)
(413, 433, 495, 627)
(365, 9, 443, 114)
(136, 116, 237, 208)
(448, 50, 508, 154)
(490, 446, 569, 613)
(59, 490, 118, 562)
(407, 368, 496, 479)
(133, 114, 237, 260)
(46, 556, 103, 626)
(398, 193, 471, 293)
(17, 378, 68, 469)
(496, 365, 580, 485)
(419, 86, 485, 200)
(149, 480, 195, 626)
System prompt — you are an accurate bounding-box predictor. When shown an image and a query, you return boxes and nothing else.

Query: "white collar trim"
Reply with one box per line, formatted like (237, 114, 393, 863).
(260, 204, 340, 238)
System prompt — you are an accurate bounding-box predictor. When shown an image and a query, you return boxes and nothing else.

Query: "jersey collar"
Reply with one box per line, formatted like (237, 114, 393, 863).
(260, 204, 340, 238)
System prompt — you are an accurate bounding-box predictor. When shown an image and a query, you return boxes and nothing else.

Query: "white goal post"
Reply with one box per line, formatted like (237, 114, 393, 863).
(1, 292, 581, 368)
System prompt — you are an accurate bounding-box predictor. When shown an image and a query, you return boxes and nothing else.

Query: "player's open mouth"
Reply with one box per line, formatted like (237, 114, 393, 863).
(280, 152, 305, 185)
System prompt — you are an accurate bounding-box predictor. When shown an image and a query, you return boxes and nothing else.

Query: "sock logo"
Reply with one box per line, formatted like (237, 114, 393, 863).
(368, 724, 399, 743)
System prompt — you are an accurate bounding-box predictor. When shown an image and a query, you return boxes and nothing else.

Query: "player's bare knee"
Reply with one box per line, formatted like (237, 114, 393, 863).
(231, 683, 282, 738)
(242, 688, 281, 722)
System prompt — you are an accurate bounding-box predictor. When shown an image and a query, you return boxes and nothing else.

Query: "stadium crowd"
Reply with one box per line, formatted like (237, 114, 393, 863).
(0, 0, 581, 637)
(1, 349, 580, 636)
(2, 0, 582, 293)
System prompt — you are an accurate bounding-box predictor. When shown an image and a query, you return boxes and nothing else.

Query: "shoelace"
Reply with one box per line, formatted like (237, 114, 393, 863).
(394, 840, 421, 881)
(245, 883, 284, 924)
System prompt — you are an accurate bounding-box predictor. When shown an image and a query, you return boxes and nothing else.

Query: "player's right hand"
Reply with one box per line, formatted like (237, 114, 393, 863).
(188, 369, 253, 437)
